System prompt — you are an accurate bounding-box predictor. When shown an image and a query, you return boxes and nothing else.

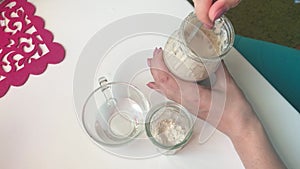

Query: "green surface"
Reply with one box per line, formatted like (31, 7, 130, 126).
(234, 35, 300, 112)
(187, 0, 300, 48)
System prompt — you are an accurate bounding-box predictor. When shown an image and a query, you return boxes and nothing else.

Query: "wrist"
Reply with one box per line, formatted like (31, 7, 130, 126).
(228, 112, 288, 169)
(229, 115, 263, 143)
(226, 110, 262, 142)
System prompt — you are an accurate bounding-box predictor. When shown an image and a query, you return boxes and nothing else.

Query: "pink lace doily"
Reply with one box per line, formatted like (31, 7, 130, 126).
(0, 0, 65, 97)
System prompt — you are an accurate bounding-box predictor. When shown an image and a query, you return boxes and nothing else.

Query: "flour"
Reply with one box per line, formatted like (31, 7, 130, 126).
(152, 119, 187, 146)
(163, 30, 220, 81)
(163, 13, 233, 82)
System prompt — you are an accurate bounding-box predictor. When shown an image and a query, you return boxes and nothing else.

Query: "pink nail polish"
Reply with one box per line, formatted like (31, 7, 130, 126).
(203, 23, 213, 29)
(153, 47, 158, 56)
(157, 47, 163, 54)
(146, 82, 154, 89)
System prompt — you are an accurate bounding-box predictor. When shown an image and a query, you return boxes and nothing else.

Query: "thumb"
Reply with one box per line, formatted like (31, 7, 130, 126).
(193, 0, 214, 28)
(208, 0, 229, 22)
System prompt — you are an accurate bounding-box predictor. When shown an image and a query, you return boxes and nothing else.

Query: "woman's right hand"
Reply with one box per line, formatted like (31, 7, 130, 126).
(193, 0, 241, 28)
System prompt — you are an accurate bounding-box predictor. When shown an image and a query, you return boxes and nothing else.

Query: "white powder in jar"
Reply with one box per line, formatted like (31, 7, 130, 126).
(163, 15, 231, 82)
(163, 30, 221, 82)
(152, 119, 187, 146)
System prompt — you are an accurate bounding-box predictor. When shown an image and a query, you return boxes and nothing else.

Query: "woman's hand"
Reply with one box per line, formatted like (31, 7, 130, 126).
(193, 0, 241, 28)
(146, 48, 201, 115)
(147, 47, 287, 169)
(147, 47, 256, 138)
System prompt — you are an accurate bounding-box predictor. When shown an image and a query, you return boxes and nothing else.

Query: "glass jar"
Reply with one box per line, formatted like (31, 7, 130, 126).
(163, 12, 235, 82)
(145, 102, 195, 155)
(82, 77, 150, 146)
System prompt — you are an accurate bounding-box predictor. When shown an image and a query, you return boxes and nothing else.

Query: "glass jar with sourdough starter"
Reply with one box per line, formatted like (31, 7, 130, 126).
(163, 12, 235, 83)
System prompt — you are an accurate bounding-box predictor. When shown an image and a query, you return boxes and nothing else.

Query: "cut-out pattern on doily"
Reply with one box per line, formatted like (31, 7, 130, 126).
(0, 0, 65, 97)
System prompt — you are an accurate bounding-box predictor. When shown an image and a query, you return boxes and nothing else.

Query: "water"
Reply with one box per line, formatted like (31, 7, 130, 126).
(95, 98, 144, 143)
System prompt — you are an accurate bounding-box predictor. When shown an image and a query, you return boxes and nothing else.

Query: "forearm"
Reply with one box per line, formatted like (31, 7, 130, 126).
(230, 116, 287, 169)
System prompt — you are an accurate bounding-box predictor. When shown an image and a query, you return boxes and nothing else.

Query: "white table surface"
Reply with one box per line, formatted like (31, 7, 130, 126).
(1, 0, 299, 169)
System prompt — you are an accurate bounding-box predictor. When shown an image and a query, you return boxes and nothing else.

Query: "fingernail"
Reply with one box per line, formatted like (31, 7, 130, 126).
(153, 47, 158, 56)
(203, 23, 213, 29)
(147, 58, 151, 66)
(146, 82, 155, 89)
(158, 47, 163, 54)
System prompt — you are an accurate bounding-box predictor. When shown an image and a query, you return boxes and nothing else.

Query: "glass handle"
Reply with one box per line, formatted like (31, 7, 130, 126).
(98, 76, 108, 88)
(98, 76, 116, 106)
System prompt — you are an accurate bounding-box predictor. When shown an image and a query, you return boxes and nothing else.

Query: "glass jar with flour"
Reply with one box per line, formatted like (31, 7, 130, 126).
(163, 12, 235, 83)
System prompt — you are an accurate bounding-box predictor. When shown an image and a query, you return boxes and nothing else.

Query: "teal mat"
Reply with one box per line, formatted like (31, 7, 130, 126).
(234, 35, 300, 113)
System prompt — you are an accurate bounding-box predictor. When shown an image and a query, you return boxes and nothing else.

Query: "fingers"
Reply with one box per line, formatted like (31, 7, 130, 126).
(194, 0, 241, 28)
(208, 0, 229, 22)
(193, 0, 214, 28)
(153, 47, 161, 58)
(147, 47, 167, 92)
(146, 82, 163, 94)
(147, 47, 184, 101)
(150, 47, 165, 70)
(146, 47, 213, 121)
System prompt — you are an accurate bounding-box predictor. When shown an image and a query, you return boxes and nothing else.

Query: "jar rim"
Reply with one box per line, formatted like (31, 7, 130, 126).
(178, 12, 235, 62)
(144, 102, 194, 150)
